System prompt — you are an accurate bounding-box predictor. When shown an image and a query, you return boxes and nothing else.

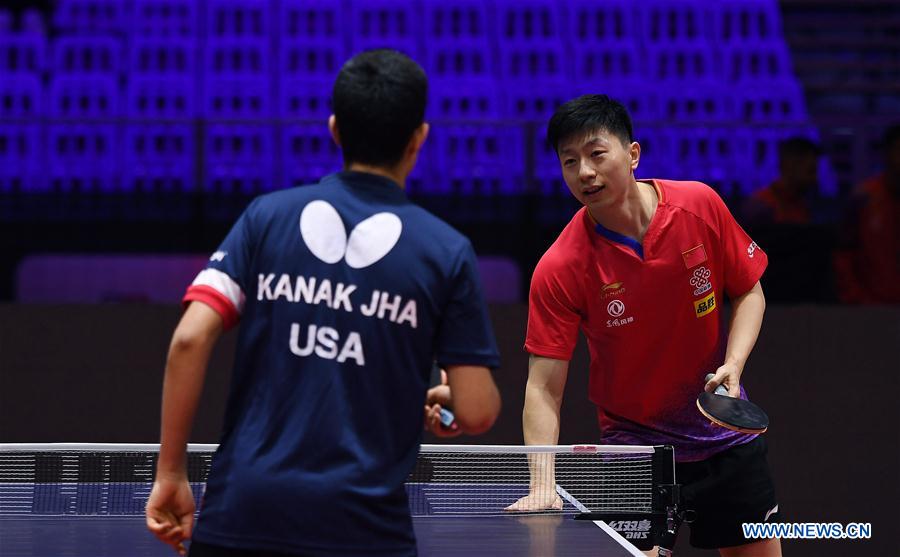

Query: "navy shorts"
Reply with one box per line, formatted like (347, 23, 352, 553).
(676, 436, 781, 549)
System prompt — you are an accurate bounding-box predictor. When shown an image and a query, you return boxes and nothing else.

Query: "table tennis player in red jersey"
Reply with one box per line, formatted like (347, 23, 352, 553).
(507, 95, 782, 557)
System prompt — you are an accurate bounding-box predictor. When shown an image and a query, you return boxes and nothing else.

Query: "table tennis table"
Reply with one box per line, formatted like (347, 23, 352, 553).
(1, 443, 673, 556)
(0, 513, 643, 556)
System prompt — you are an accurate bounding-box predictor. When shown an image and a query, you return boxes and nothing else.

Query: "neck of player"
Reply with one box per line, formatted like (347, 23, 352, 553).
(589, 180, 658, 242)
(347, 162, 407, 189)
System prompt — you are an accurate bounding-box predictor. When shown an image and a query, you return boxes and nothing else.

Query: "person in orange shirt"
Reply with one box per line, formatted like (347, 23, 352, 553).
(743, 137, 821, 226)
(834, 125, 900, 304)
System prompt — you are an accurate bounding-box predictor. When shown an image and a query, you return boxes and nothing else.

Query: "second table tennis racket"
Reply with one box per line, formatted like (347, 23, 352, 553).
(696, 373, 769, 434)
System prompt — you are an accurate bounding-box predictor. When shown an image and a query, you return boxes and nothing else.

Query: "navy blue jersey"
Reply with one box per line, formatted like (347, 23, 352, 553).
(184, 171, 500, 555)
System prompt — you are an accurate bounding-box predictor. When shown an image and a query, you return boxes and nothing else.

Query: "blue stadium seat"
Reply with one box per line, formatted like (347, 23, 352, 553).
(656, 82, 735, 122)
(433, 167, 526, 196)
(502, 81, 570, 121)
(568, 0, 639, 43)
(0, 26, 47, 74)
(130, 37, 196, 75)
(736, 80, 808, 123)
(280, 1, 344, 79)
(723, 43, 794, 82)
(278, 78, 332, 119)
(646, 43, 722, 82)
(425, 40, 495, 80)
(640, 0, 712, 44)
(0, 124, 44, 193)
(423, 0, 491, 41)
(53, 0, 128, 33)
(282, 0, 343, 41)
(349, 0, 421, 59)
(532, 130, 565, 196)
(205, 124, 274, 194)
(666, 126, 742, 194)
(47, 124, 120, 193)
(493, 1, 565, 81)
(206, 0, 269, 39)
(429, 78, 500, 119)
(124, 124, 193, 171)
(430, 124, 525, 195)
(202, 36, 271, 117)
(48, 75, 121, 117)
(281, 39, 344, 79)
(498, 41, 566, 80)
(127, 75, 196, 118)
(282, 124, 342, 189)
(203, 77, 271, 118)
(0, 74, 43, 117)
(495, 0, 562, 42)
(204, 38, 269, 75)
(132, 0, 198, 37)
(51, 36, 123, 74)
(712, 0, 782, 43)
(572, 43, 645, 84)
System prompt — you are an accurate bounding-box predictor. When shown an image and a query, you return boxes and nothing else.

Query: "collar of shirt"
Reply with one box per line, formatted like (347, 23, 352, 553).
(320, 171, 409, 202)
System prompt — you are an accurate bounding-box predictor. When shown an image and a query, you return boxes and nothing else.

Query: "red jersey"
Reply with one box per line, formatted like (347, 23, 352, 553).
(526, 180, 768, 461)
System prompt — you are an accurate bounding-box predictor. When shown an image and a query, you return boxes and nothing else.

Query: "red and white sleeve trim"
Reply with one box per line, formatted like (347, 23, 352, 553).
(182, 269, 245, 330)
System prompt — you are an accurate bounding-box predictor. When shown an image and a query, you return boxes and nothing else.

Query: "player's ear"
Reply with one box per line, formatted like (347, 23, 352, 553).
(328, 114, 341, 147)
(407, 122, 429, 157)
(629, 141, 641, 172)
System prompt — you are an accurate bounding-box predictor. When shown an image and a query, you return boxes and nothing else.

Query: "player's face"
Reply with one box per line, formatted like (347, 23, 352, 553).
(557, 129, 639, 211)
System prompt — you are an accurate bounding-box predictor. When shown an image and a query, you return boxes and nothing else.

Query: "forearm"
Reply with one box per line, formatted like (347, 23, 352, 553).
(157, 305, 222, 476)
(725, 281, 766, 372)
(522, 381, 562, 491)
(522, 382, 561, 446)
(521, 356, 568, 490)
(157, 340, 214, 475)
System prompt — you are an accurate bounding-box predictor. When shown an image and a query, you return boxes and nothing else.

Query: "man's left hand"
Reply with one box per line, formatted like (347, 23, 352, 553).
(705, 362, 742, 397)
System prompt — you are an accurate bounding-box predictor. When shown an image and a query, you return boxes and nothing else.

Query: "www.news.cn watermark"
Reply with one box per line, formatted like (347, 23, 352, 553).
(743, 522, 872, 540)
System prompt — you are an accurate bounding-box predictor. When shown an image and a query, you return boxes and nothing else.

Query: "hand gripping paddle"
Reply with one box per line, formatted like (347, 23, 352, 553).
(697, 373, 769, 434)
(430, 362, 456, 427)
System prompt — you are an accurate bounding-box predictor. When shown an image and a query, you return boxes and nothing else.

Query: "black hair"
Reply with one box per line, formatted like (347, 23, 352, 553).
(546, 94, 633, 155)
(331, 49, 427, 167)
(777, 136, 821, 163)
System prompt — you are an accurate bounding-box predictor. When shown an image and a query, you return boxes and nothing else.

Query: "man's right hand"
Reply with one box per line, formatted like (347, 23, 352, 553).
(505, 488, 563, 512)
(424, 369, 462, 437)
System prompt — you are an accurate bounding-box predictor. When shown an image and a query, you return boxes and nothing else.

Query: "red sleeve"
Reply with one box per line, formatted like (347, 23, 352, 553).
(524, 250, 583, 360)
(709, 189, 768, 298)
(183, 285, 240, 331)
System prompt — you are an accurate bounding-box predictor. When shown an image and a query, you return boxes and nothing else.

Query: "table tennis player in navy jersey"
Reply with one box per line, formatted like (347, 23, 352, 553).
(145, 49, 501, 557)
(507, 95, 782, 556)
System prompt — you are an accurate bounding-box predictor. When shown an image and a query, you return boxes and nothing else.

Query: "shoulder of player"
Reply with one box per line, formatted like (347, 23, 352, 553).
(533, 213, 591, 280)
(243, 184, 324, 217)
(656, 179, 730, 221)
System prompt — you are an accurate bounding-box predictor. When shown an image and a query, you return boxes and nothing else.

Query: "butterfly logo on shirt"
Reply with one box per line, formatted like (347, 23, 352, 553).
(300, 200, 403, 269)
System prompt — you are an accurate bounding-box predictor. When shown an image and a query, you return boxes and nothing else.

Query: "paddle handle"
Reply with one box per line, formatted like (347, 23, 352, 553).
(705, 373, 730, 396)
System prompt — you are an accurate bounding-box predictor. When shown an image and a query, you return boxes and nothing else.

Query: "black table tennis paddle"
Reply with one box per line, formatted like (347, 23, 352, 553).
(696, 373, 768, 434)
